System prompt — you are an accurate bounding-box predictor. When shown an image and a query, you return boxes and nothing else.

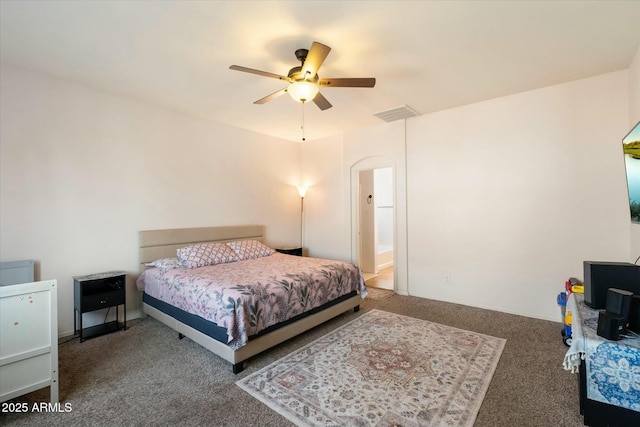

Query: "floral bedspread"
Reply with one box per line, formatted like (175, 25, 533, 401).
(137, 253, 367, 350)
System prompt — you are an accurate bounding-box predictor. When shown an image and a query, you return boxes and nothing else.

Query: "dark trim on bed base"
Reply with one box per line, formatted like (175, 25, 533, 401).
(143, 291, 358, 345)
(143, 292, 363, 374)
(144, 293, 229, 343)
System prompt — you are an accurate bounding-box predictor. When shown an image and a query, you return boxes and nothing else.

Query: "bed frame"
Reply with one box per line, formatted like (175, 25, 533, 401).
(138, 224, 362, 373)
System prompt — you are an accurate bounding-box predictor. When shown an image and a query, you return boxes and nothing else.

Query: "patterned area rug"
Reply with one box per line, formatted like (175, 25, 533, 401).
(237, 309, 506, 427)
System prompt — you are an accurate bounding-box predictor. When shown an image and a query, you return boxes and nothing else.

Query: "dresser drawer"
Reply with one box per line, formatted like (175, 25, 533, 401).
(81, 290, 125, 312)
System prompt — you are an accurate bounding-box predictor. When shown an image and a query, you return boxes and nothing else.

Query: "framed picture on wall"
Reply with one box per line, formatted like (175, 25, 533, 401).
(623, 121, 640, 223)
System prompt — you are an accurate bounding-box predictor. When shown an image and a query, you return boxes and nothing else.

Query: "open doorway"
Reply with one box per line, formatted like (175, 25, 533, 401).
(350, 155, 407, 296)
(357, 167, 394, 290)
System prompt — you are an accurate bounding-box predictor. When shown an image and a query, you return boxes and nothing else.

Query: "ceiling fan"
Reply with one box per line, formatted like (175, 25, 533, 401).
(229, 41, 376, 111)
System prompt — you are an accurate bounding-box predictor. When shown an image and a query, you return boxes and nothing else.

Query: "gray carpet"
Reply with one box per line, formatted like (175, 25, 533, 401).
(1, 293, 585, 427)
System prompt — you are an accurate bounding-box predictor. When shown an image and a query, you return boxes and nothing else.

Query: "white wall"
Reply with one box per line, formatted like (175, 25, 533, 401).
(631, 45, 640, 126)
(302, 120, 410, 294)
(374, 167, 394, 251)
(407, 71, 630, 321)
(3, 61, 637, 335)
(0, 65, 302, 336)
(303, 70, 633, 322)
(298, 133, 350, 261)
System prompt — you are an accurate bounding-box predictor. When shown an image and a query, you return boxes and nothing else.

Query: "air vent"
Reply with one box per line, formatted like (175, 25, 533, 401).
(373, 105, 420, 122)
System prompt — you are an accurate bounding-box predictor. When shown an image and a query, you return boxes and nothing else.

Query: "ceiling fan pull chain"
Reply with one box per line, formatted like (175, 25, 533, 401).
(301, 101, 306, 142)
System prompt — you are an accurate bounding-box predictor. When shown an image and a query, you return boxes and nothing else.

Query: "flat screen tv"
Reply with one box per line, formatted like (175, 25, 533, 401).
(623, 121, 640, 223)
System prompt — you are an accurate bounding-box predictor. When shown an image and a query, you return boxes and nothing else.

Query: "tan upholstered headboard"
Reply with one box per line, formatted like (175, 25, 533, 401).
(139, 225, 265, 272)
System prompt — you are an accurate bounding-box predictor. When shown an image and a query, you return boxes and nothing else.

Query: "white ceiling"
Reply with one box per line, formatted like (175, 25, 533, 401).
(1, 1, 639, 142)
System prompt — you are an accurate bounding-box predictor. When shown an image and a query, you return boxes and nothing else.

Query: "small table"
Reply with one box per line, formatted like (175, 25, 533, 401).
(276, 247, 303, 256)
(564, 293, 640, 426)
(74, 271, 126, 342)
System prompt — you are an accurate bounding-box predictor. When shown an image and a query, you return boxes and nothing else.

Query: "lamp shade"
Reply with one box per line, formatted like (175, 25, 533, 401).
(287, 81, 319, 103)
(297, 186, 308, 198)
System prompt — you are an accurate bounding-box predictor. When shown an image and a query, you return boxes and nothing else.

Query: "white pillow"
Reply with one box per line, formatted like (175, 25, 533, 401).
(145, 257, 182, 270)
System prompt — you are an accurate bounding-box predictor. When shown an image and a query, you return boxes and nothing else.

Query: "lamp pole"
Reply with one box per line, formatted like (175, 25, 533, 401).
(300, 195, 304, 249)
(297, 186, 307, 250)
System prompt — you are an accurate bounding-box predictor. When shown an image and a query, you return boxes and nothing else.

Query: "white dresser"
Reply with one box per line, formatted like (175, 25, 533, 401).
(0, 280, 58, 403)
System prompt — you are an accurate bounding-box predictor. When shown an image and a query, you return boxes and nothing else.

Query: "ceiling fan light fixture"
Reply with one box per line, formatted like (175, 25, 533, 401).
(287, 81, 319, 103)
(230, 41, 374, 112)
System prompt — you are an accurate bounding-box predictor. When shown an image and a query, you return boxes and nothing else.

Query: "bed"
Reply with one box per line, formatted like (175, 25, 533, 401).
(136, 225, 366, 373)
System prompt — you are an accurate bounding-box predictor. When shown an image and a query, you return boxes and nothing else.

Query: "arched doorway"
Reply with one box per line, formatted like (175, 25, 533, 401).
(351, 157, 398, 292)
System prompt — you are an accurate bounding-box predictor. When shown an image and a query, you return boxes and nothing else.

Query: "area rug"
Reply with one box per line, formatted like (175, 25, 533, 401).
(236, 309, 506, 427)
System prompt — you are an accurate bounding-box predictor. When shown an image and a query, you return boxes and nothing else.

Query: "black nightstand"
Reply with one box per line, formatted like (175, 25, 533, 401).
(74, 271, 126, 342)
(276, 247, 303, 256)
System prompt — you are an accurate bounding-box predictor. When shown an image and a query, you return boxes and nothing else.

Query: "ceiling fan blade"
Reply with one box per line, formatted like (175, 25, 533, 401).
(318, 78, 376, 88)
(312, 92, 332, 111)
(254, 88, 288, 104)
(230, 65, 290, 81)
(301, 42, 331, 78)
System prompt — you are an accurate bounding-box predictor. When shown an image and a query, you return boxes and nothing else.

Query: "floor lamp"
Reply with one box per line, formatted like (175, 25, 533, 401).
(297, 186, 307, 249)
